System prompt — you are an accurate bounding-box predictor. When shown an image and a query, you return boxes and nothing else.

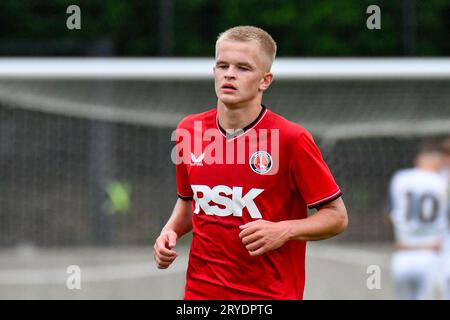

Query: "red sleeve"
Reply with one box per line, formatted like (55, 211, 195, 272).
(176, 162, 193, 199)
(289, 131, 341, 209)
(175, 125, 193, 200)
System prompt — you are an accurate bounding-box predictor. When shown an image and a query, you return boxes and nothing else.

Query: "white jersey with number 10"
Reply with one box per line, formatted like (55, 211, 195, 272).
(389, 168, 449, 247)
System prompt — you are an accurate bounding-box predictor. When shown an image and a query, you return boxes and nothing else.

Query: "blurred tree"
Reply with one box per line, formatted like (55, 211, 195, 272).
(0, 0, 448, 56)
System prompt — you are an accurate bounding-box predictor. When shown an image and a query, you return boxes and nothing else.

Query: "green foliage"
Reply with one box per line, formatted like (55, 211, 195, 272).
(0, 0, 449, 56)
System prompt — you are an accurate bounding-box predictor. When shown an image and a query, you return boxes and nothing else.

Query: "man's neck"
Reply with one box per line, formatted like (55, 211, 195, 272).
(416, 164, 440, 173)
(217, 101, 263, 131)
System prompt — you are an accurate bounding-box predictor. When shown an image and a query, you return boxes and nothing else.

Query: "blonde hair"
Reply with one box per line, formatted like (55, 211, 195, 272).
(216, 26, 277, 71)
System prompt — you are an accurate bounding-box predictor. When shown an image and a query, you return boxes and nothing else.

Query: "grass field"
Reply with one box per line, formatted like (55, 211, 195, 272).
(0, 242, 396, 299)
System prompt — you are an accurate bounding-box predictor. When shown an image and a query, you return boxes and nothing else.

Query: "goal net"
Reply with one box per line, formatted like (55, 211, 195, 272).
(1, 58, 449, 246)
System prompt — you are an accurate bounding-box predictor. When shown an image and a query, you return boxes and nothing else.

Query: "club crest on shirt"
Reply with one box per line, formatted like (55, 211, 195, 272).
(250, 151, 272, 174)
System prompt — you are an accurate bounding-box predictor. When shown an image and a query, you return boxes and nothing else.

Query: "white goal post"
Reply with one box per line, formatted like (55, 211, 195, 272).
(1, 58, 449, 245)
(0, 58, 450, 80)
(0, 58, 449, 144)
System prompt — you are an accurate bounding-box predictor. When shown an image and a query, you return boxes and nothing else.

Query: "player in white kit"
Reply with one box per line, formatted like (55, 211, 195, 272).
(389, 142, 448, 300)
(439, 138, 450, 299)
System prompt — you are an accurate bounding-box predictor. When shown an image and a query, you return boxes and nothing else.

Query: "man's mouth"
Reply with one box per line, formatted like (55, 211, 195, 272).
(222, 83, 237, 92)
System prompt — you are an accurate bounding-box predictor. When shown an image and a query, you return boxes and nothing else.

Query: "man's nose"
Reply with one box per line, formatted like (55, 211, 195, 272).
(224, 66, 236, 79)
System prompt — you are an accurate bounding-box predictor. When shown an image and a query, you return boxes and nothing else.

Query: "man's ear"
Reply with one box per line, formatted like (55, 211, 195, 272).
(259, 72, 273, 92)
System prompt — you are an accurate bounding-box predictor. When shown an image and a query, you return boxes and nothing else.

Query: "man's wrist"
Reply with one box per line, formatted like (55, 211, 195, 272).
(281, 220, 295, 242)
(161, 227, 177, 237)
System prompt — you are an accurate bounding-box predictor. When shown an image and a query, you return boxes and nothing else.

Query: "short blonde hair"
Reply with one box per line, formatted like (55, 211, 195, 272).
(216, 26, 277, 71)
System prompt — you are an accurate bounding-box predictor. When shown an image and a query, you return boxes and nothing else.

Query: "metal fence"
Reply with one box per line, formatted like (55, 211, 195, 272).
(1, 76, 449, 246)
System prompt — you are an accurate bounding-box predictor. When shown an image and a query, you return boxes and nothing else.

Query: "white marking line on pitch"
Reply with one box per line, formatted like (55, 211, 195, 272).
(0, 245, 390, 285)
(307, 244, 391, 269)
(0, 258, 188, 286)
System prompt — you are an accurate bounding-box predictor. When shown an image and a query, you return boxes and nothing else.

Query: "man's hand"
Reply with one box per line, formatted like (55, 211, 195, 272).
(239, 220, 291, 256)
(153, 230, 178, 269)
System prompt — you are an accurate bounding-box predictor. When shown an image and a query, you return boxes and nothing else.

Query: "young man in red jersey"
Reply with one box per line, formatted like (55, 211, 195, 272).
(153, 26, 348, 300)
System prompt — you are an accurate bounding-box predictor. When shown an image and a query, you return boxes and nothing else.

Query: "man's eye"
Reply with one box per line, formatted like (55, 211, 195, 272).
(217, 65, 227, 69)
(239, 66, 249, 71)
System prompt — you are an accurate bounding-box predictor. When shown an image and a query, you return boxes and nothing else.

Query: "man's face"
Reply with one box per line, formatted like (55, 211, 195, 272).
(443, 153, 450, 168)
(214, 40, 271, 108)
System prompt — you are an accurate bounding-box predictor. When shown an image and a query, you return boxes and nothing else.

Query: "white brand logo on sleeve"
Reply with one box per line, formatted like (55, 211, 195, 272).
(190, 153, 205, 166)
(191, 185, 263, 218)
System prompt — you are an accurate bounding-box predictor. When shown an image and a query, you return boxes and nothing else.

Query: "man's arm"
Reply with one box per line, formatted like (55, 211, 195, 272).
(153, 198, 193, 269)
(239, 197, 348, 256)
(285, 197, 348, 241)
(161, 198, 193, 237)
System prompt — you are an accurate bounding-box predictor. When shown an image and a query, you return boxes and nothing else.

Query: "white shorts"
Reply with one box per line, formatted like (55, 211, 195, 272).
(439, 252, 450, 299)
(391, 250, 440, 300)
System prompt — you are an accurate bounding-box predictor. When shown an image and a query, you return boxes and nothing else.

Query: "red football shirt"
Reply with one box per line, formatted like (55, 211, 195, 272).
(174, 105, 341, 300)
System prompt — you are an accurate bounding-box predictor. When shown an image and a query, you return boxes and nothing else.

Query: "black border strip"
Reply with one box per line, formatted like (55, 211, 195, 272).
(308, 191, 342, 209)
(0, 300, 442, 317)
(177, 194, 193, 200)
